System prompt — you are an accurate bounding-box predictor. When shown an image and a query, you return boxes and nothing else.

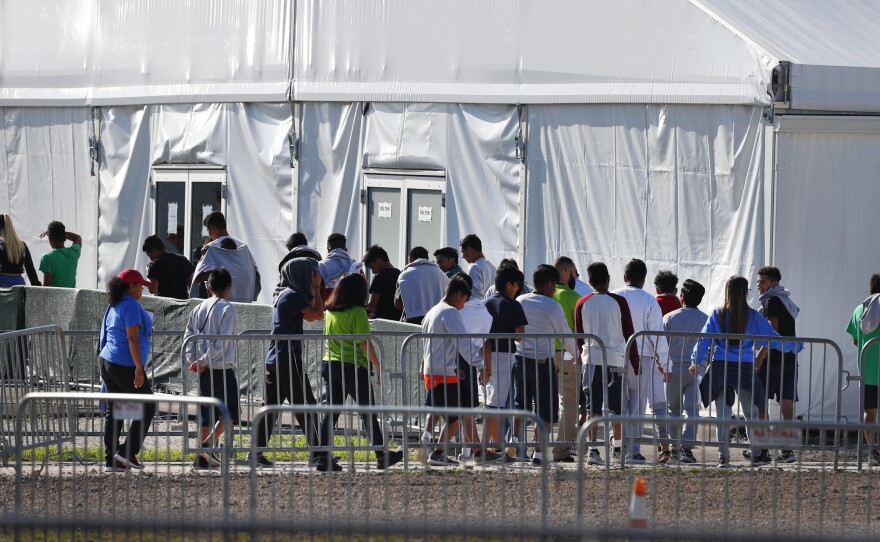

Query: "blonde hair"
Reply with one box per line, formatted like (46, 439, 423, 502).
(0, 213, 25, 264)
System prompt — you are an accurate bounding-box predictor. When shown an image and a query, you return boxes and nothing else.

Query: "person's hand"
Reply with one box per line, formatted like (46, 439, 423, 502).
(188, 361, 205, 373)
(478, 368, 491, 385)
(200, 245, 208, 256)
(688, 364, 698, 376)
(134, 366, 145, 388)
(38, 231, 49, 239)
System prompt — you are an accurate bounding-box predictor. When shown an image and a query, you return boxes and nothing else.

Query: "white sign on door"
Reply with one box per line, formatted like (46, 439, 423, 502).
(378, 202, 392, 219)
(418, 206, 432, 223)
(167, 202, 178, 235)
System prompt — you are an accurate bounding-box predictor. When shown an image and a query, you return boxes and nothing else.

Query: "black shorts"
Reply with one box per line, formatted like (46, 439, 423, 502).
(513, 356, 559, 424)
(587, 366, 624, 416)
(198, 368, 241, 426)
(865, 384, 880, 411)
(458, 355, 480, 405)
(757, 350, 798, 403)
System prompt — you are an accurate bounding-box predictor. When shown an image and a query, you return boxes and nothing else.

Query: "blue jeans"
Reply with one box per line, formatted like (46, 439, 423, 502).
(714, 387, 759, 459)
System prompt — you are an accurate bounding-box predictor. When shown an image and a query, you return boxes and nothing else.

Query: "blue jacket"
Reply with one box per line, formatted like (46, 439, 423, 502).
(693, 308, 799, 365)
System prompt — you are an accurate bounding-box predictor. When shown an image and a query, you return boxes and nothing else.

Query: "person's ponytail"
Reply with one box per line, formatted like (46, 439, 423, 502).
(107, 277, 128, 307)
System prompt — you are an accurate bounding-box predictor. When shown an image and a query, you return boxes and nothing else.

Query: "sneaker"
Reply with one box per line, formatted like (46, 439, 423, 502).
(248, 453, 275, 467)
(427, 450, 459, 466)
(114, 454, 144, 470)
(554, 455, 576, 463)
(587, 449, 605, 466)
(717, 456, 730, 468)
(750, 450, 773, 467)
(377, 450, 404, 470)
(192, 456, 212, 470)
(198, 451, 221, 468)
(679, 449, 697, 464)
(531, 457, 543, 467)
(775, 450, 796, 464)
(869, 450, 880, 467)
(670, 447, 682, 461)
(473, 449, 503, 464)
(315, 459, 342, 472)
(741, 449, 752, 459)
(612, 447, 622, 461)
(625, 453, 647, 465)
(657, 450, 671, 464)
(417, 434, 434, 465)
(105, 459, 128, 473)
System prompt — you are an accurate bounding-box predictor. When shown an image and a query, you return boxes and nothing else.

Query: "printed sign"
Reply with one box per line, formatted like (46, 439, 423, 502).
(113, 402, 144, 421)
(378, 202, 392, 219)
(201, 205, 213, 236)
(418, 206, 432, 223)
(750, 427, 802, 449)
(167, 202, 178, 235)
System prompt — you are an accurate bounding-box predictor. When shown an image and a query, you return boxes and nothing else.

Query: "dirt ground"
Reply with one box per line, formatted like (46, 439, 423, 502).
(2, 460, 879, 539)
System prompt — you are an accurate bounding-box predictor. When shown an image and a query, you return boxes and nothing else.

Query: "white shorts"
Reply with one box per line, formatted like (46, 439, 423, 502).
(484, 352, 515, 408)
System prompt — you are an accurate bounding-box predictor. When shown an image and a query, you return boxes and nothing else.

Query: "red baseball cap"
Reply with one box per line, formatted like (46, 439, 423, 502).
(118, 269, 152, 288)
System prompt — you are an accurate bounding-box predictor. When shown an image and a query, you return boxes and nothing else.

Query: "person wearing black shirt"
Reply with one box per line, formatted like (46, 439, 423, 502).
(142, 235, 195, 300)
(362, 245, 403, 321)
(0, 213, 41, 287)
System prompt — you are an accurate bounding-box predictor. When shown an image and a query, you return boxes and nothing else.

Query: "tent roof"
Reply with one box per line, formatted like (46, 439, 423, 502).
(1, 0, 878, 109)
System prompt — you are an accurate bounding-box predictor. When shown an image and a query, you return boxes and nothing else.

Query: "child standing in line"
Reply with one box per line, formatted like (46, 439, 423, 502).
(183, 268, 240, 469)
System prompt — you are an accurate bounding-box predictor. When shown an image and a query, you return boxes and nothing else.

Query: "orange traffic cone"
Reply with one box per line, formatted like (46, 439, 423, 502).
(629, 477, 648, 529)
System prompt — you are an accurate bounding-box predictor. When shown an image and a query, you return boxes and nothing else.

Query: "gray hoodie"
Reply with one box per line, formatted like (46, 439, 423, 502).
(397, 259, 449, 320)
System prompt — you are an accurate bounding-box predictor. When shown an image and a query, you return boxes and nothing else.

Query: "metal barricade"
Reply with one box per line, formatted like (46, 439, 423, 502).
(180, 333, 388, 455)
(246, 404, 552, 539)
(11, 391, 232, 539)
(576, 416, 880, 540)
(622, 331, 845, 467)
(0, 326, 69, 463)
(856, 336, 880, 470)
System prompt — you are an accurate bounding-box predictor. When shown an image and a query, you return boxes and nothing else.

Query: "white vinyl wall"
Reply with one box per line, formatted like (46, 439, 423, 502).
(0, 107, 98, 287)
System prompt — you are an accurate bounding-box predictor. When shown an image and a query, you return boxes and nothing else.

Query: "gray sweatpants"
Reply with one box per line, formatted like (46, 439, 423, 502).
(665, 362, 701, 444)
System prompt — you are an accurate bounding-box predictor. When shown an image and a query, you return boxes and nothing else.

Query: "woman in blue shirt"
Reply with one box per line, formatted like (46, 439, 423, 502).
(692, 276, 797, 467)
(99, 269, 155, 473)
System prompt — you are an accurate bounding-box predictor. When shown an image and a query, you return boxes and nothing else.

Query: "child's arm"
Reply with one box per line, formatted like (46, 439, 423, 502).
(358, 340, 381, 385)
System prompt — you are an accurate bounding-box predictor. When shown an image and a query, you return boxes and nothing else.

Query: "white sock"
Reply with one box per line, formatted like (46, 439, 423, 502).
(533, 451, 543, 460)
(510, 436, 520, 444)
(422, 431, 432, 442)
(461, 448, 473, 458)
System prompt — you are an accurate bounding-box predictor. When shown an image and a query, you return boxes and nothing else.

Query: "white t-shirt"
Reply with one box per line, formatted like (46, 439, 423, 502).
(612, 285, 668, 360)
(467, 257, 496, 300)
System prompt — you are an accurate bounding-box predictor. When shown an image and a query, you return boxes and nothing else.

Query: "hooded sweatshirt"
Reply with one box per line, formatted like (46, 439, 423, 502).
(267, 258, 319, 364)
(397, 259, 449, 320)
(318, 249, 355, 289)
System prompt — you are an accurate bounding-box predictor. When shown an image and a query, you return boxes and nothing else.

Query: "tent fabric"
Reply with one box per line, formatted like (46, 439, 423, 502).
(97, 103, 293, 304)
(524, 104, 766, 312)
(0, 0, 292, 106)
(772, 115, 880, 420)
(294, 0, 774, 105)
(363, 103, 522, 267)
(0, 107, 98, 288)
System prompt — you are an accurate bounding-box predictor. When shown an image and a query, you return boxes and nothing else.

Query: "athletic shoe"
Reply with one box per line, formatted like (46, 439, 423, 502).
(741, 449, 752, 459)
(679, 449, 697, 464)
(611, 447, 622, 461)
(657, 450, 671, 464)
(417, 434, 434, 465)
(554, 455, 576, 463)
(114, 454, 144, 470)
(105, 459, 128, 473)
(587, 449, 605, 466)
(376, 450, 404, 470)
(530, 457, 544, 467)
(192, 456, 212, 470)
(869, 450, 880, 467)
(625, 453, 647, 465)
(776, 450, 796, 464)
(750, 450, 773, 467)
(199, 451, 221, 468)
(473, 450, 503, 464)
(247, 453, 275, 467)
(427, 451, 459, 466)
(717, 456, 730, 468)
(315, 459, 342, 472)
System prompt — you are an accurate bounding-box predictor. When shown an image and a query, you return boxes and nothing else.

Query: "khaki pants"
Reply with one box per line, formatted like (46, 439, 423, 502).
(553, 351, 580, 460)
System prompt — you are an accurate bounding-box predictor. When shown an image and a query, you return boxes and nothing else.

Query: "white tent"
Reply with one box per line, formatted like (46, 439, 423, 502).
(2, 0, 879, 420)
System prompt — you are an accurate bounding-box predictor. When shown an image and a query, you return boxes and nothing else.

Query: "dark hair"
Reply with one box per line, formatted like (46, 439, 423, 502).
(587, 262, 610, 288)
(532, 264, 560, 290)
(554, 256, 575, 271)
(409, 246, 429, 261)
(624, 259, 648, 285)
(362, 245, 390, 266)
(326, 273, 368, 312)
(445, 275, 471, 301)
(106, 277, 130, 307)
(494, 265, 525, 294)
(327, 233, 347, 251)
(871, 274, 880, 295)
(202, 211, 226, 231)
(497, 258, 519, 270)
(47, 221, 66, 243)
(721, 276, 750, 336)
(459, 234, 482, 252)
(654, 270, 678, 294)
(219, 238, 237, 250)
(208, 268, 232, 293)
(758, 266, 782, 283)
(680, 279, 705, 308)
(142, 235, 165, 253)
(286, 232, 308, 251)
(433, 247, 458, 262)
(453, 272, 473, 290)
